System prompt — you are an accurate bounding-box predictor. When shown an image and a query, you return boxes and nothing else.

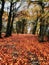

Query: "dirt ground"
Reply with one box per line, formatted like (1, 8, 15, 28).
(0, 34, 49, 65)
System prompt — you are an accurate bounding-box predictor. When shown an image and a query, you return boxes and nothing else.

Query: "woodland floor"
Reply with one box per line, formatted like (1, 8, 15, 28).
(0, 34, 49, 65)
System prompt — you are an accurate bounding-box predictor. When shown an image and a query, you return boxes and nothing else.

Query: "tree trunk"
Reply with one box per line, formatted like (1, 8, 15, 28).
(32, 18, 38, 34)
(9, 13, 15, 36)
(0, 0, 5, 38)
(5, 1, 12, 37)
(38, 1, 45, 42)
(39, 15, 45, 42)
(22, 19, 26, 34)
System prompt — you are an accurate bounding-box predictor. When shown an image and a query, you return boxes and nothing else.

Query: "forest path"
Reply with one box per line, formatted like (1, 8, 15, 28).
(0, 34, 49, 65)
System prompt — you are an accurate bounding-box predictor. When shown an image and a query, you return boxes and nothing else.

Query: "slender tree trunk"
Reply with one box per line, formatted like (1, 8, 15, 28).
(5, 1, 12, 37)
(37, 1, 45, 42)
(39, 12, 45, 42)
(9, 13, 15, 36)
(22, 19, 26, 34)
(5, 0, 21, 37)
(0, 0, 5, 38)
(32, 18, 38, 34)
(39, 17, 45, 42)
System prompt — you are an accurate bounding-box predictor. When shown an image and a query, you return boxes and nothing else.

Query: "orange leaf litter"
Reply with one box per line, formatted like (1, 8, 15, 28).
(0, 34, 49, 65)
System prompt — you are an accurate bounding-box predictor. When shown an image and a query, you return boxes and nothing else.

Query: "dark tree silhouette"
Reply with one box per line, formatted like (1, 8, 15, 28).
(0, 0, 5, 38)
(9, 2, 22, 36)
(30, 0, 46, 42)
(9, 13, 15, 36)
(21, 19, 26, 34)
(38, 2, 45, 42)
(16, 19, 26, 34)
(5, 1, 22, 37)
(16, 20, 23, 33)
(5, 0, 13, 37)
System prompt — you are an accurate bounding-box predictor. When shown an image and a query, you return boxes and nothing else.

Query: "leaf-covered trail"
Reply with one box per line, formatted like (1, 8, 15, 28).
(0, 34, 49, 65)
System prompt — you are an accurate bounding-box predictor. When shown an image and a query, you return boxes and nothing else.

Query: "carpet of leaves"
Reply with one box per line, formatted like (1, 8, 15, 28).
(0, 34, 49, 65)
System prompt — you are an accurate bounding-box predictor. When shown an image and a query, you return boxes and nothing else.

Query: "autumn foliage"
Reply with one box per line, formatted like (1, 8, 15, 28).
(0, 34, 49, 65)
